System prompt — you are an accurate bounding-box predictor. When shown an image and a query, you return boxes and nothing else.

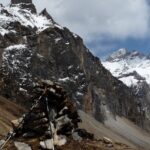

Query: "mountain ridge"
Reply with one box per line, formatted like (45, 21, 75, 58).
(0, 0, 145, 131)
(102, 48, 150, 132)
(106, 48, 147, 62)
(0, 1, 150, 149)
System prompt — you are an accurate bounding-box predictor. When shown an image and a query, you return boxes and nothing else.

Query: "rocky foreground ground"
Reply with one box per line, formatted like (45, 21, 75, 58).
(1, 137, 136, 150)
(0, 95, 139, 150)
(0, 1, 149, 150)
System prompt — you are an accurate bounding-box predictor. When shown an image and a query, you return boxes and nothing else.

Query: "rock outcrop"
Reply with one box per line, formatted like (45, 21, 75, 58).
(14, 142, 32, 150)
(40, 8, 55, 22)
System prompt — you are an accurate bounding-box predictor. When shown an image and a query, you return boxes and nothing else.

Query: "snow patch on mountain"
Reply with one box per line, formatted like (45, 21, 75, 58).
(119, 76, 138, 87)
(5, 44, 26, 51)
(2, 44, 33, 88)
(0, 4, 62, 35)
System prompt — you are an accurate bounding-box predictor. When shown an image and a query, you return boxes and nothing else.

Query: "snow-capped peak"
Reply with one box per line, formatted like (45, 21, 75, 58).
(107, 48, 128, 61)
(107, 48, 145, 62)
(0, 3, 63, 36)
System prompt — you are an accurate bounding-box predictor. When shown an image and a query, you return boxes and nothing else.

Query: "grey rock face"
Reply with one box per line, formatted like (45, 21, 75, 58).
(18, 3, 37, 13)
(0, 2, 146, 130)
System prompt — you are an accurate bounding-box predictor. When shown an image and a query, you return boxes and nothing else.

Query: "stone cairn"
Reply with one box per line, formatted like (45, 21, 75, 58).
(0, 80, 93, 149)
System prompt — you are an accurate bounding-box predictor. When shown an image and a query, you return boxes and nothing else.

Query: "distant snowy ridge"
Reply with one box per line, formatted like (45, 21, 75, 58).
(107, 48, 128, 61)
(102, 49, 150, 87)
(102, 49, 150, 125)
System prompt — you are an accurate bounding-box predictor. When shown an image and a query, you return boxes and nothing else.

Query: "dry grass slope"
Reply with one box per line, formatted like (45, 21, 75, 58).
(0, 96, 25, 135)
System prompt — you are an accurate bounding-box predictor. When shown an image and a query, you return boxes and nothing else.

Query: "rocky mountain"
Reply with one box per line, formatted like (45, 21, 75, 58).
(0, 0, 150, 149)
(0, 0, 142, 124)
(0, 0, 146, 129)
(102, 48, 150, 131)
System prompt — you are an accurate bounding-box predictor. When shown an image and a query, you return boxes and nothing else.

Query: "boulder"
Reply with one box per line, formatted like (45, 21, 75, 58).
(11, 117, 23, 128)
(14, 141, 32, 150)
(40, 139, 54, 150)
(74, 129, 94, 140)
(103, 137, 113, 144)
(53, 134, 67, 146)
(72, 132, 82, 142)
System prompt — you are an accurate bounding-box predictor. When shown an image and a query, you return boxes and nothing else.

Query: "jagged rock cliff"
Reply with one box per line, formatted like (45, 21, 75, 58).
(0, 1, 146, 129)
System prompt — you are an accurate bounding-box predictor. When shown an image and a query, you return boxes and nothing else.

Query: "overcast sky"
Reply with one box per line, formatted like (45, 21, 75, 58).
(1, 0, 150, 57)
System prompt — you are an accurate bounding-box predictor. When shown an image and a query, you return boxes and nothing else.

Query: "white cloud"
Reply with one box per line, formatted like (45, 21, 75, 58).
(1, 0, 150, 47)
(32, 0, 150, 42)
